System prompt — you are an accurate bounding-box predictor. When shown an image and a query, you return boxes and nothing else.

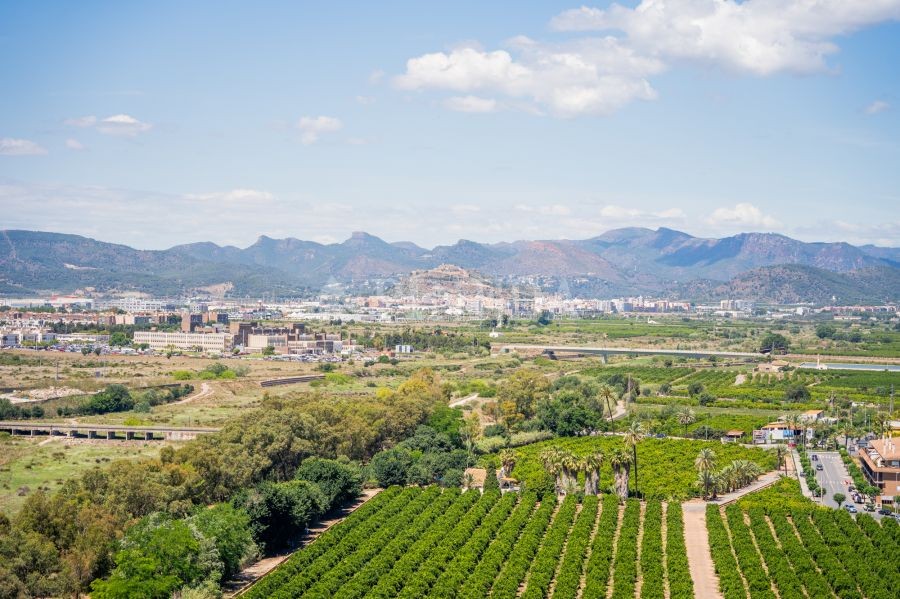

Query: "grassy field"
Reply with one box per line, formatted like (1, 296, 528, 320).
(0, 434, 163, 515)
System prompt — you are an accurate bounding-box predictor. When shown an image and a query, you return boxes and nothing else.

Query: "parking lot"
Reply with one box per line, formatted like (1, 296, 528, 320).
(809, 451, 891, 520)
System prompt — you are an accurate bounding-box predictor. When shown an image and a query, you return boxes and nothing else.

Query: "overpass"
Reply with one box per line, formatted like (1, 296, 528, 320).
(494, 344, 761, 361)
(0, 421, 220, 441)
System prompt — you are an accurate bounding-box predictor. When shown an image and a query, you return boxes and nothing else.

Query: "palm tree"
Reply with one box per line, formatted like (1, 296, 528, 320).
(696, 470, 718, 500)
(599, 384, 616, 422)
(560, 450, 579, 495)
(677, 408, 696, 437)
(499, 448, 516, 480)
(582, 452, 603, 496)
(623, 420, 646, 497)
(609, 448, 632, 502)
(838, 422, 855, 450)
(695, 448, 717, 499)
(774, 445, 787, 474)
(540, 448, 563, 493)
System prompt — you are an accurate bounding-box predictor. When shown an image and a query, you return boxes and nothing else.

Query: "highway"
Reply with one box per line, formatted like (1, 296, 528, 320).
(495, 344, 761, 360)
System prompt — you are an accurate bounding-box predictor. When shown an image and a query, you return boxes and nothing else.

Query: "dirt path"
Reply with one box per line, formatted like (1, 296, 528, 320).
(634, 501, 647, 598)
(224, 488, 381, 597)
(734, 374, 747, 385)
(661, 502, 670, 599)
(449, 392, 479, 408)
(681, 501, 723, 599)
(175, 382, 213, 405)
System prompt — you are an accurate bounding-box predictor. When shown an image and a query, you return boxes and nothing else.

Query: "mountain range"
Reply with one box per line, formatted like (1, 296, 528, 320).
(1, 228, 898, 303)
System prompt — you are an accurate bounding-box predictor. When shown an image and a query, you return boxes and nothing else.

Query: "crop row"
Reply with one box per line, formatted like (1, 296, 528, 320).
(427, 492, 519, 598)
(638, 500, 663, 599)
(810, 509, 896, 599)
(519, 495, 578, 599)
(609, 499, 640, 599)
(243, 486, 406, 598)
(664, 502, 693, 599)
(767, 511, 831, 597)
(364, 488, 483, 598)
(332, 487, 465, 599)
(723, 505, 775, 599)
(457, 492, 540, 598)
(706, 505, 746, 599)
(396, 490, 504, 597)
(550, 495, 598, 599)
(272, 486, 439, 597)
(791, 509, 860, 599)
(581, 494, 620, 599)
(744, 509, 803, 598)
(489, 494, 559, 598)
(301, 486, 450, 597)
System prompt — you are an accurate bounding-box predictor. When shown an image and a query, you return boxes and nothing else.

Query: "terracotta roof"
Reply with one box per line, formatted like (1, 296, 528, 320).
(870, 438, 900, 461)
(725, 430, 744, 436)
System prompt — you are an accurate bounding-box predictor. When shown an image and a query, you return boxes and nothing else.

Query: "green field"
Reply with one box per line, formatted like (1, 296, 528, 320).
(0, 435, 162, 514)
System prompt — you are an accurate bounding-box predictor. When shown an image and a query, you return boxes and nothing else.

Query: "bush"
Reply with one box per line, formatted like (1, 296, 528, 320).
(370, 447, 415, 487)
(295, 458, 362, 508)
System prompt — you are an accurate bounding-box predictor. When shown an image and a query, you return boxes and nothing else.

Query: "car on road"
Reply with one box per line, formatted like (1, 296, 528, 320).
(878, 508, 893, 516)
(853, 495, 863, 504)
(811, 454, 818, 461)
(816, 464, 823, 471)
(844, 505, 858, 514)
(864, 504, 876, 512)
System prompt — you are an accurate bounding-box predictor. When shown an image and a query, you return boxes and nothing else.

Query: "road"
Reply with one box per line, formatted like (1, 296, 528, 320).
(809, 451, 888, 520)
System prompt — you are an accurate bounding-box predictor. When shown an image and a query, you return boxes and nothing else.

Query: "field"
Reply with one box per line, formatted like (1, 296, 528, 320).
(503, 437, 779, 500)
(0, 434, 162, 514)
(708, 486, 900, 599)
(243, 486, 694, 599)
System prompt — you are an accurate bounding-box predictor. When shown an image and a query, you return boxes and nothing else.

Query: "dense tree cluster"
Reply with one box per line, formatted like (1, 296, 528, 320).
(0, 369, 444, 597)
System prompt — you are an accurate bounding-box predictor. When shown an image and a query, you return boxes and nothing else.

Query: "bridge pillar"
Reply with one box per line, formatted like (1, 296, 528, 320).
(68, 429, 76, 438)
(88, 430, 98, 439)
(125, 431, 134, 440)
(601, 353, 608, 364)
(107, 430, 114, 440)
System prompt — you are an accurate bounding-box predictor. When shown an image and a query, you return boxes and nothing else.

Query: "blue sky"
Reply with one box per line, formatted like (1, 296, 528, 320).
(1, 1, 899, 249)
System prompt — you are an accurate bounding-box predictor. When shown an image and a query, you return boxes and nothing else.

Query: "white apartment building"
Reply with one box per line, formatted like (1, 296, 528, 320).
(133, 331, 231, 352)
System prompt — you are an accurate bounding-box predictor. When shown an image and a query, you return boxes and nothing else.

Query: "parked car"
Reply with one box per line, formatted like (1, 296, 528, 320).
(816, 464, 823, 471)
(878, 508, 893, 516)
(853, 495, 863, 504)
(844, 505, 858, 514)
(864, 504, 876, 512)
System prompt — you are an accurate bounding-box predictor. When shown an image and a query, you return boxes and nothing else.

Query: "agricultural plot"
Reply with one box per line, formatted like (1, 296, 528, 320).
(243, 487, 695, 598)
(506, 437, 778, 500)
(707, 501, 900, 599)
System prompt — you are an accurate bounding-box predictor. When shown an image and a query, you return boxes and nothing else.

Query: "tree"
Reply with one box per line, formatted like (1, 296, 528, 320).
(190, 504, 255, 580)
(815, 324, 837, 339)
(784, 384, 811, 402)
(498, 449, 516, 480)
(370, 447, 415, 487)
(774, 445, 787, 474)
(838, 422, 855, 450)
(461, 413, 481, 468)
(833, 493, 846, 509)
(539, 447, 564, 494)
(295, 458, 362, 508)
(262, 345, 276, 356)
(695, 448, 717, 499)
(496, 369, 550, 425)
(484, 467, 500, 492)
(109, 332, 130, 347)
(610, 448, 632, 502)
(623, 420, 645, 497)
(759, 333, 789, 353)
(235, 480, 326, 552)
(677, 408, 696, 437)
(687, 382, 705, 397)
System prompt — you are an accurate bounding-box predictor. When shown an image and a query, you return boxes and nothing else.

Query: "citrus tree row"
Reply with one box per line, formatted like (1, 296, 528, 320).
(708, 500, 899, 599)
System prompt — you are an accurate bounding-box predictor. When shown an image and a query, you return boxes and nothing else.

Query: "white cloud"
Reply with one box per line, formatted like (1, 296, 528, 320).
(397, 2, 900, 117)
(355, 95, 376, 105)
(705, 203, 780, 228)
(96, 114, 152, 137)
(369, 69, 385, 84)
(396, 41, 661, 117)
(0, 138, 48, 155)
(866, 100, 890, 114)
(598, 204, 685, 221)
(64, 116, 97, 128)
(515, 203, 572, 216)
(296, 116, 343, 145)
(65, 138, 86, 151)
(550, 1, 900, 75)
(184, 189, 275, 203)
(443, 95, 498, 113)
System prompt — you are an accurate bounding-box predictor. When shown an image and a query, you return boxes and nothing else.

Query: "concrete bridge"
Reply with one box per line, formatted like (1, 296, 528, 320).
(0, 421, 220, 441)
(260, 374, 324, 387)
(494, 344, 761, 361)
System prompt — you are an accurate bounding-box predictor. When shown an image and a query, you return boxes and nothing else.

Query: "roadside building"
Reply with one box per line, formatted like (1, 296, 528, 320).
(858, 437, 900, 507)
(133, 331, 231, 353)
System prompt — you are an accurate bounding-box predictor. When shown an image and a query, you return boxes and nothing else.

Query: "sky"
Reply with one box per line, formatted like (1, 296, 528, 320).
(1, 0, 899, 250)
